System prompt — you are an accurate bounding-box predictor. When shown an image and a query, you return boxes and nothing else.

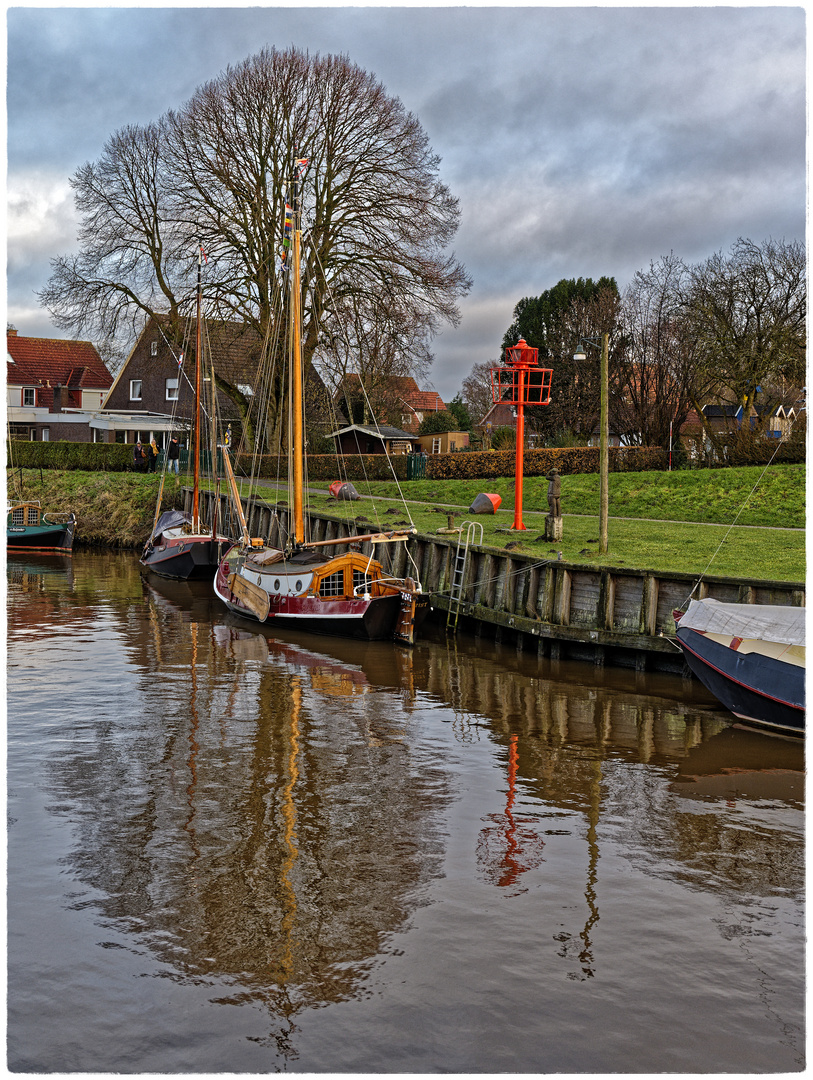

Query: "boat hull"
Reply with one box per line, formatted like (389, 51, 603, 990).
(675, 624, 804, 737)
(213, 557, 428, 642)
(7, 517, 75, 554)
(141, 533, 231, 581)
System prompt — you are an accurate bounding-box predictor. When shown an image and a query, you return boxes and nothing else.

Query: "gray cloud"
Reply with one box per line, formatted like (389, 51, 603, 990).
(7, 5, 805, 399)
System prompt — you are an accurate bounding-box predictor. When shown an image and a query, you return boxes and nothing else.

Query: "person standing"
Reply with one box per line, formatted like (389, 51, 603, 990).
(133, 441, 147, 473)
(167, 435, 180, 476)
(149, 437, 159, 473)
(145, 439, 156, 474)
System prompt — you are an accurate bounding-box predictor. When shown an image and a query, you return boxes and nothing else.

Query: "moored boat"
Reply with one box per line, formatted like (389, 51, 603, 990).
(674, 598, 805, 737)
(212, 158, 429, 644)
(7, 501, 76, 553)
(139, 246, 231, 580)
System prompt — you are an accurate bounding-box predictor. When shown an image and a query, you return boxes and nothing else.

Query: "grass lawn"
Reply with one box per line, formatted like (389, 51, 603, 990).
(8, 464, 805, 582)
(232, 463, 805, 582)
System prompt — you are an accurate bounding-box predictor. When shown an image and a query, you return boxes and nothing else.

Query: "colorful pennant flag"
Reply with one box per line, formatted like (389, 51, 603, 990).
(280, 203, 293, 264)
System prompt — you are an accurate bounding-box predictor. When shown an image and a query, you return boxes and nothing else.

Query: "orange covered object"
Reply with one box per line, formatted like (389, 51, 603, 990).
(469, 493, 502, 514)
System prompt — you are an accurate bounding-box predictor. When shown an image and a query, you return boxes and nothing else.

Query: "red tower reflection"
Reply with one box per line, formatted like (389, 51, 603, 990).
(477, 735, 545, 894)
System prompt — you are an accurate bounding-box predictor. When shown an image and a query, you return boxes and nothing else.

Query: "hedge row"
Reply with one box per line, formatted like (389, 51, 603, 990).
(8, 441, 137, 471)
(424, 445, 667, 479)
(233, 452, 408, 482)
(7, 441, 667, 479)
(714, 435, 806, 467)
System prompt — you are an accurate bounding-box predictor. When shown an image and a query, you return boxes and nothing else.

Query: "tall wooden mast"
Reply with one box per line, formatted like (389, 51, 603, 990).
(290, 168, 305, 545)
(192, 245, 202, 531)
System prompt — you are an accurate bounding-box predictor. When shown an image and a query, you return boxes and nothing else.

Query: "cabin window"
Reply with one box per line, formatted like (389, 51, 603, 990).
(165, 378, 179, 401)
(12, 506, 38, 525)
(22, 387, 35, 407)
(319, 571, 345, 598)
(130, 380, 142, 401)
(353, 569, 372, 594)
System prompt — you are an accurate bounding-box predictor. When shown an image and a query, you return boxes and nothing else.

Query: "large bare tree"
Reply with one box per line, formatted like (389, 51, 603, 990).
(40, 46, 470, 447)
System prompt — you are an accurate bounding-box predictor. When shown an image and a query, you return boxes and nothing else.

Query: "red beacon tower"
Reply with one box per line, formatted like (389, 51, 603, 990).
(491, 338, 553, 530)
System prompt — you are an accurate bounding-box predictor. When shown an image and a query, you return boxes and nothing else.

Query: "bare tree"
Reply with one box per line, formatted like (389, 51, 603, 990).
(683, 237, 806, 456)
(40, 46, 470, 447)
(461, 361, 495, 426)
(614, 254, 702, 448)
(315, 291, 433, 427)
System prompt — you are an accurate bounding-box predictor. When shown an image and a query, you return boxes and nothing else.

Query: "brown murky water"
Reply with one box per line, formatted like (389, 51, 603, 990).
(7, 551, 805, 1073)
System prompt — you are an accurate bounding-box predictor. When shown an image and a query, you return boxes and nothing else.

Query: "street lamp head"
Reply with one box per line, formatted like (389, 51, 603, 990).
(573, 347, 587, 362)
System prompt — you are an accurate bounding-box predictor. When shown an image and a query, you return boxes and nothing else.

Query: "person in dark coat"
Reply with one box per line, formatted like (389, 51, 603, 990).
(167, 435, 180, 475)
(133, 441, 147, 473)
(145, 440, 157, 474)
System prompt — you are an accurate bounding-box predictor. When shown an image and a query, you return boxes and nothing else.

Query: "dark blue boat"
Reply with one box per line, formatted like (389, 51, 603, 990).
(674, 599, 805, 738)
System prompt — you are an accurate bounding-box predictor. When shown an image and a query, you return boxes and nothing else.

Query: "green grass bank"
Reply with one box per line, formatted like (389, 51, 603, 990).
(7, 464, 805, 583)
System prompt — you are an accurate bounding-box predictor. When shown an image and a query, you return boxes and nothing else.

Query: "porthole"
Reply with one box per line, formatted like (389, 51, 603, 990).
(274, 579, 281, 591)
(295, 580, 302, 592)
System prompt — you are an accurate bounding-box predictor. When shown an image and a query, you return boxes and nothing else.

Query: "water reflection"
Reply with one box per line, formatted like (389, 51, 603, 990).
(477, 734, 546, 895)
(7, 553, 805, 1071)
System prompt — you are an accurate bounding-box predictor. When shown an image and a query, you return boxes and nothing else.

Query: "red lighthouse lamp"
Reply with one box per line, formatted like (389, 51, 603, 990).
(491, 338, 553, 530)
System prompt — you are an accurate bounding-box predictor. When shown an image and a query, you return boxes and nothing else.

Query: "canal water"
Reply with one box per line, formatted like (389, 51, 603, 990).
(7, 551, 805, 1073)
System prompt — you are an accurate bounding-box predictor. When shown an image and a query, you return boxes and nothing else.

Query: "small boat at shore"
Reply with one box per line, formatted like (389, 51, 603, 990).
(140, 246, 231, 580)
(7, 501, 76, 554)
(674, 598, 805, 738)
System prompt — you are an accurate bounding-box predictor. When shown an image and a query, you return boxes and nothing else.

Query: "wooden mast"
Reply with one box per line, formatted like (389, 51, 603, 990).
(291, 167, 305, 545)
(192, 245, 202, 532)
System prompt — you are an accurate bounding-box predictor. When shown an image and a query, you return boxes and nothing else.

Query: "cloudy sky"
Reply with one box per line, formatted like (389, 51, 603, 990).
(6, 4, 806, 400)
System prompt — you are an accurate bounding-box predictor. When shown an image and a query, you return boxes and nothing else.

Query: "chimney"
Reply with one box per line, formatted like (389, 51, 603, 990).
(7, 328, 17, 336)
(52, 385, 63, 413)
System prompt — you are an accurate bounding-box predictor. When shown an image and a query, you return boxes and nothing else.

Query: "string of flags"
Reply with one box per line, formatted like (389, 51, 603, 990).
(280, 158, 309, 269)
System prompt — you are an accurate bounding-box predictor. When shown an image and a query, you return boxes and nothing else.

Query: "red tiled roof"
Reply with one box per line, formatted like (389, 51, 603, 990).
(7, 333, 113, 392)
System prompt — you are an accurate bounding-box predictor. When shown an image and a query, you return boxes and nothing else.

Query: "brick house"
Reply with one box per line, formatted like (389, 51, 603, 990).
(6, 328, 114, 441)
(101, 316, 335, 449)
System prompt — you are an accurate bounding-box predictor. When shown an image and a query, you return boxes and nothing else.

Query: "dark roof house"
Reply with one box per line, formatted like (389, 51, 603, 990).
(100, 316, 338, 446)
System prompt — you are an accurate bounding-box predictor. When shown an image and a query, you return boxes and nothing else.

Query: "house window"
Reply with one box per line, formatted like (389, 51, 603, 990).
(41, 428, 50, 442)
(432, 437, 442, 454)
(166, 378, 179, 401)
(22, 387, 35, 407)
(130, 380, 142, 401)
(150, 341, 158, 356)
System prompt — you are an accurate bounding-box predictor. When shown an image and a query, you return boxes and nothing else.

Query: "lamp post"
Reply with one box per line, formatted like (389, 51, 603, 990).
(573, 333, 609, 555)
(491, 338, 552, 530)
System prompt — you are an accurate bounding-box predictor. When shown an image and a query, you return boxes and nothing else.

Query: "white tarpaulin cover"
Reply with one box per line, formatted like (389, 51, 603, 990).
(680, 598, 806, 648)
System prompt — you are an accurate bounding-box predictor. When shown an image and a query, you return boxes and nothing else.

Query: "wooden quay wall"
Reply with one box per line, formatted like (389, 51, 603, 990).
(194, 490, 805, 673)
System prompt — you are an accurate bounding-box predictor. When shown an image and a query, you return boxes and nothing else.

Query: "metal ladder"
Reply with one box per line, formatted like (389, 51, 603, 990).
(446, 520, 483, 633)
